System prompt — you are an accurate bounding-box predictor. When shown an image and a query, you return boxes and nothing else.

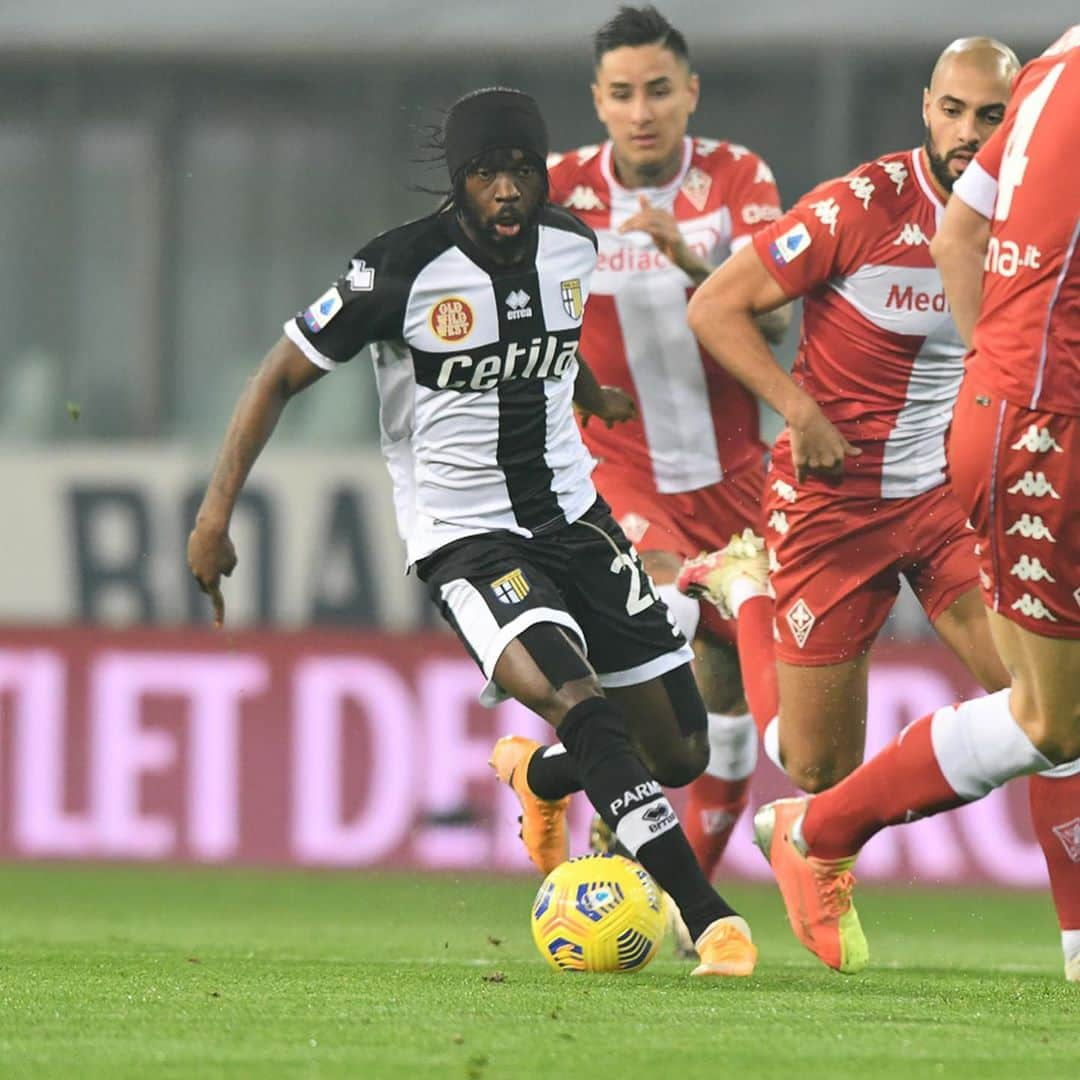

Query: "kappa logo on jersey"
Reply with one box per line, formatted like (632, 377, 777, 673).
(346, 258, 375, 291)
(786, 598, 816, 648)
(767, 510, 790, 535)
(1009, 555, 1056, 583)
(303, 287, 343, 333)
(1005, 514, 1056, 542)
(771, 478, 797, 504)
(696, 137, 724, 157)
(681, 166, 712, 212)
(768, 548, 782, 573)
(1011, 425, 1063, 454)
(505, 289, 533, 321)
(809, 197, 840, 235)
(769, 223, 812, 265)
(893, 223, 930, 247)
(1011, 593, 1058, 622)
(490, 568, 530, 604)
(561, 278, 584, 321)
(430, 297, 475, 343)
(754, 159, 776, 185)
(848, 176, 875, 209)
(619, 512, 651, 545)
(1008, 471, 1061, 499)
(880, 160, 908, 194)
(563, 186, 606, 212)
(1051, 818, 1080, 863)
(742, 203, 782, 226)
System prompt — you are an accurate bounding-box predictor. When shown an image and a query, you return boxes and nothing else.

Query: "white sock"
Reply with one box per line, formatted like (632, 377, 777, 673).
(762, 716, 783, 772)
(656, 582, 701, 643)
(1063, 929, 1080, 967)
(930, 689, 1053, 800)
(704, 712, 757, 781)
(1039, 755, 1080, 778)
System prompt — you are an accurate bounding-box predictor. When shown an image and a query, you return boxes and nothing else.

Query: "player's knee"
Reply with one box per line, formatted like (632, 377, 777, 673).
(785, 759, 856, 794)
(647, 732, 709, 788)
(1013, 701, 1080, 764)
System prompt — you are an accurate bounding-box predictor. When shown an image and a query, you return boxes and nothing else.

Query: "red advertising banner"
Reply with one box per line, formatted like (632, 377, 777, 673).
(0, 627, 1045, 887)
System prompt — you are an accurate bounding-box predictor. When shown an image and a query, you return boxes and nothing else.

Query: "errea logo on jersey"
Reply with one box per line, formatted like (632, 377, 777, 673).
(505, 289, 533, 321)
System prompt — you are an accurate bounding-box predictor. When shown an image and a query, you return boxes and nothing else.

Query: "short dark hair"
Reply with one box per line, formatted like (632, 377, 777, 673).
(593, 6, 690, 68)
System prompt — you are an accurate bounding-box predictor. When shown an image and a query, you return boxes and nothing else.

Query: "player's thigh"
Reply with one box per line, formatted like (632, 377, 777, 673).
(777, 654, 871, 793)
(417, 537, 588, 709)
(985, 608, 1080, 761)
(932, 586, 1009, 692)
(604, 663, 708, 788)
(765, 485, 899, 665)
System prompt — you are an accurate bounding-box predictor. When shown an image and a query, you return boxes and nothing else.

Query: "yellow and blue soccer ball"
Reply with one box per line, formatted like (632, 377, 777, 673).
(530, 853, 666, 973)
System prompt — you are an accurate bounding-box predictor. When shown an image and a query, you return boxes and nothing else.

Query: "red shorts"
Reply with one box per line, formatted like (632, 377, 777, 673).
(592, 458, 765, 645)
(948, 375, 1079, 638)
(763, 472, 979, 665)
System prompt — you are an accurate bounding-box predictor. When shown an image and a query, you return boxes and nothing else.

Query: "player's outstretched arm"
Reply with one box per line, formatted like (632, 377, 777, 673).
(929, 195, 991, 349)
(187, 337, 326, 625)
(687, 244, 858, 482)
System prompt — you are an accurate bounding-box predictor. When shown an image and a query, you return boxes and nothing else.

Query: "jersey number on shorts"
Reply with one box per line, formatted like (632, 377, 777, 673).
(996, 62, 1066, 221)
(610, 553, 657, 616)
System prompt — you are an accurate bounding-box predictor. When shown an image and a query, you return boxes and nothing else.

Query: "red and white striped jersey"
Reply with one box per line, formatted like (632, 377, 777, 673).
(953, 25, 1080, 416)
(548, 137, 781, 493)
(752, 148, 966, 499)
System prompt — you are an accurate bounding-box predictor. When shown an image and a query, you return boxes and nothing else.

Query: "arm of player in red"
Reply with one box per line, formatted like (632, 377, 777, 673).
(930, 196, 992, 349)
(687, 244, 859, 483)
(187, 336, 325, 626)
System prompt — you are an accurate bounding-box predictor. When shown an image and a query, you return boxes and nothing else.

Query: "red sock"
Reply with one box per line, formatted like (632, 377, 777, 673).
(682, 773, 750, 882)
(803, 712, 966, 859)
(1028, 772, 1080, 931)
(735, 595, 778, 739)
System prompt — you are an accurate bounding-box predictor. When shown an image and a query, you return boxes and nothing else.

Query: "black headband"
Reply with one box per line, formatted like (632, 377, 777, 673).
(444, 88, 549, 182)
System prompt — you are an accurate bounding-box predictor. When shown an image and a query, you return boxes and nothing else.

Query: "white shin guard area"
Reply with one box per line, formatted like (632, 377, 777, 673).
(614, 796, 678, 856)
(930, 690, 1053, 801)
(705, 712, 758, 781)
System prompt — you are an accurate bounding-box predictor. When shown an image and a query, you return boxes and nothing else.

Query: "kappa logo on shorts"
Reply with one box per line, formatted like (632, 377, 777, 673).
(1051, 817, 1080, 863)
(771, 478, 797, 504)
(1007, 471, 1061, 499)
(1011, 593, 1058, 622)
(786, 598, 816, 648)
(1010, 425, 1063, 454)
(1009, 555, 1055, 583)
(561, 278, 584, 321)
(490, 568, 530, 605)
(1005, 514, 1056, 542)
(767, 510, 790, 535)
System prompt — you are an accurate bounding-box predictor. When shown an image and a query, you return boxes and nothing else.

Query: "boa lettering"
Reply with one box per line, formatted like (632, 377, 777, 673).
(436, 335, 578, 391)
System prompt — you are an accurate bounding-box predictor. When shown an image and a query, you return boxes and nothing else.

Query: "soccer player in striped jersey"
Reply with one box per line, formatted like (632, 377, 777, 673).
(187, 87, 757, 976)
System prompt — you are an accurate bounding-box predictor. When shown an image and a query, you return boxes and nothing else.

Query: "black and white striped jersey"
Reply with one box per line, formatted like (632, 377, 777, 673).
(284, 205, 599, 566)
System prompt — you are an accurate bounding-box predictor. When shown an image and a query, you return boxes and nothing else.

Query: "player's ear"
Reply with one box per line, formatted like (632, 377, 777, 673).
(687, 71, 701, 114)
(591, 80, 604, 121)
(921, 87, 931, 128)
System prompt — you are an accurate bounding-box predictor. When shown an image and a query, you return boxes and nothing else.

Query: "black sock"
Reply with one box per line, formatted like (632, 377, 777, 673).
(525, 745, 583, 800)
(557, 696, 738, 943)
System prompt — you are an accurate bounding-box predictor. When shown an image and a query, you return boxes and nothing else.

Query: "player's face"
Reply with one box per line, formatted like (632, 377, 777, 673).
(458, 149, 547, 261)
(922, 56, 1010, 194)
(592, 43, 699, 186)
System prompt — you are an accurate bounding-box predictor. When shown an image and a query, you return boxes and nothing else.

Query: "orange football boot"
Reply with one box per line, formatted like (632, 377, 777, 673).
(753, 797, 868, 973)
(489, 735, 570, 875)
(691, 915, 758, 977)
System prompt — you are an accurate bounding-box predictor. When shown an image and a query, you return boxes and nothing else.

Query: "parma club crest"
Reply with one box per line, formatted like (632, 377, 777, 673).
(561, 278, 583, 321)
(491, 568, 530, 605)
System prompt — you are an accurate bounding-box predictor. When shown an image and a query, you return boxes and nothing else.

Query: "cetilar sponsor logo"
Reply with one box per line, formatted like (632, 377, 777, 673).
(436, 334, 579, 391)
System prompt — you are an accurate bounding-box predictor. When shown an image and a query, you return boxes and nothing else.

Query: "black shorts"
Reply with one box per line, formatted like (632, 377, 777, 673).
(416, 499, 694, 705)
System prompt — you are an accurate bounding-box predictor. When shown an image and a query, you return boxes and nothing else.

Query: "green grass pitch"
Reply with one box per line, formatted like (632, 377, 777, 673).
(0, 865, 1076, 1078)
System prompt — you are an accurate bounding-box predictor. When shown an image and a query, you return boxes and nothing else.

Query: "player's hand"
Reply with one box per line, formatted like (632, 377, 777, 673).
(618, 195, 699, 274)
(788, 398, 861, 483)
(578, 386, 637, 428)
(187, 524, 237, 628)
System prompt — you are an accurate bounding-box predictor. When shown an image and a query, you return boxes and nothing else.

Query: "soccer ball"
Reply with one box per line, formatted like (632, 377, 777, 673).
(530, 853, 666, 973)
